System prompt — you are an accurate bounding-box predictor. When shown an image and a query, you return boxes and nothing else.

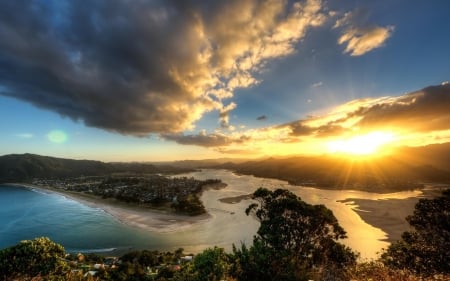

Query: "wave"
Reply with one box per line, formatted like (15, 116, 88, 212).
(66, 247, 117, 253)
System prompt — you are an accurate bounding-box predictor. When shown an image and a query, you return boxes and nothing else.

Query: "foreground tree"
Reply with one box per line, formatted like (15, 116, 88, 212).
(173, 247, 230, 281)
(382, 189, 450, 275)
(0, 237, 68, 279)
(231, 188, 356, 281)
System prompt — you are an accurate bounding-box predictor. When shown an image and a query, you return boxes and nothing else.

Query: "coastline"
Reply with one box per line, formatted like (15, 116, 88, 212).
(5, 183, 212, 233)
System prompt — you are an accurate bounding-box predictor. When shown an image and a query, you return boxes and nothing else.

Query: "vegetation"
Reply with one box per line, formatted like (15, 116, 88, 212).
(0, 153, 192, 182)
(174, 247, 231, 281)
(1, 189, 449, 280)
(32, 176, 221, 216)
(0, 237, 68, 280)
(381, 189, 450, 275)
(231, 188, 357, 281)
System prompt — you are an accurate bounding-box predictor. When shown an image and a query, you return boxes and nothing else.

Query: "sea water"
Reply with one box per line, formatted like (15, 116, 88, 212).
(0, 181, 258, 256)
(0, 184, 157, 253)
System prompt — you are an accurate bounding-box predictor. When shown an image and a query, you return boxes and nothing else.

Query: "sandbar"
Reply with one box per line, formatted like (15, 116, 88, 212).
(219, 194, 253, 204)
(339, 188, 443, 242)
(6, 183, 211, 233)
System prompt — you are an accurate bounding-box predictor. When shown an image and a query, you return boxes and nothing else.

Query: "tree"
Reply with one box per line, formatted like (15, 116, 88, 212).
(0, 237, 68, 279)
(232, 188, 356, 281)
(382, 189, 450, 275)
(173, 247, 230, 281)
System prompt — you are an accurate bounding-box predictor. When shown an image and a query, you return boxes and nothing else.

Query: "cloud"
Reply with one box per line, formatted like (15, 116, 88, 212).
(282, 84, 450, 137)
(219, 102, 237, 128)
(162, 129, 251, 147)
(0, 0, 327, 135)
(15, 133, 34, 139)
(350, 84, 450, 132)
(161, 84, 450, 155)
(257, 115, 267, 121)
(165, 83, 450, 152)
(335, 9, 393, 56)
(310, 81, 323, 88)
(338, 26, 393, 56)
(162, 131, 234, 147)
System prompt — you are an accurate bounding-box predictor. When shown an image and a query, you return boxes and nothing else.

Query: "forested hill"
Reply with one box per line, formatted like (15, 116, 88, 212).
(0, 154, 192, 182)
(212, 143, 450, 192)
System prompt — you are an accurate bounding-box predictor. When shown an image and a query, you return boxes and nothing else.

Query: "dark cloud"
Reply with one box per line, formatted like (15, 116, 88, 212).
(288, 121, 315, 136)
(256, 115, 267, 121)
(352, 84, 450, 131)
(0, 0, 327, 135)
(162, 131, 251, 147)
(162, 132, 233, 147)
(287, 120, 346, 137)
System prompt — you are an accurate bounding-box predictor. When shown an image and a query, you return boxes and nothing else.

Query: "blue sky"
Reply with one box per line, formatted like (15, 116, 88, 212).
(1, 0, 450, 161)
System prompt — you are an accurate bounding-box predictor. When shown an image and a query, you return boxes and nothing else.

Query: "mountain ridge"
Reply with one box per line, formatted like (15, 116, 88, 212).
(0, 153, 192, 182)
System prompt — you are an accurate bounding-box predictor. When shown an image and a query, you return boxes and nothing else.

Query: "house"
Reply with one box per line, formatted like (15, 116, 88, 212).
(84, 271, 97, 278)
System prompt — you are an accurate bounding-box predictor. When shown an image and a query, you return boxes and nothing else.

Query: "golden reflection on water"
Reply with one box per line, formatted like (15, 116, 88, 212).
(173, 170, 428, 260)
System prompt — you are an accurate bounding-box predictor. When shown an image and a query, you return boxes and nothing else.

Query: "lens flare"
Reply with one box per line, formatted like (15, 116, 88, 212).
(47, 130, 68, 143)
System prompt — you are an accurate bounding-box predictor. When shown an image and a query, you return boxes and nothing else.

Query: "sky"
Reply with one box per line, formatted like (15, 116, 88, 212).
(1, 0, 450, 162)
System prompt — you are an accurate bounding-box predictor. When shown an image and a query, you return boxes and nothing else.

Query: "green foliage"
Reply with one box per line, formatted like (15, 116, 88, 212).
(347, 261, 450, 281)
(173, 247, 230, 281)
(232, 188, 357, 281)
(0, 153, 191, 182)
(192, 247, 230, 281)
(172, 194, 206, 215)
(0, 237, 68, 279)
(382, 189, 450, 275)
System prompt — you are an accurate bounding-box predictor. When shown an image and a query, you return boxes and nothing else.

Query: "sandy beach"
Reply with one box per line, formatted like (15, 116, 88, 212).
(9, 183, 212, 233)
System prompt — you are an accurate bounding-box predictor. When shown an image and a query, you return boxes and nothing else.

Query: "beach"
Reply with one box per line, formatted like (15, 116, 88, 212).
(9, 183, 212, 233)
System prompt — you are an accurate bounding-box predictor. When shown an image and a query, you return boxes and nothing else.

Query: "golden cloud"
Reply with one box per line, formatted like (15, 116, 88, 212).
(169, 84, 450, 158)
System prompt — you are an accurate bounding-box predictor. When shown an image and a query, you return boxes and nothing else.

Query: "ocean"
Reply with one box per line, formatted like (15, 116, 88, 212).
(0, 184, 161, 254)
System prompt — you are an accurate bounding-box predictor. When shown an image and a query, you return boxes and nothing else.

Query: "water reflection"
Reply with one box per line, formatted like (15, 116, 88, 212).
(174, 169, 425, 260)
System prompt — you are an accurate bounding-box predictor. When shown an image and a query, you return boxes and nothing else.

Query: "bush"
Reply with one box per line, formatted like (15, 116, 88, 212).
(382, 189, 450, 275)
(0, 237, 68, 280)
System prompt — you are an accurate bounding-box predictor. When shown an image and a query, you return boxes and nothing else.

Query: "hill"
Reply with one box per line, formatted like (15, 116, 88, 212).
(211, 143, 450, 192)
(0, 154, 192, 182)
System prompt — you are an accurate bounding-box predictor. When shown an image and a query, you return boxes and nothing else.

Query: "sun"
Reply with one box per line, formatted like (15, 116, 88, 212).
(327, 131, 395, 156)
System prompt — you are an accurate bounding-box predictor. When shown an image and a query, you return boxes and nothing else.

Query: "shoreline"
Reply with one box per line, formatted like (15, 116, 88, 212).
(338, 188, 444, 243)
(4, 183, 212, 233)
(339, 197, 414, 243)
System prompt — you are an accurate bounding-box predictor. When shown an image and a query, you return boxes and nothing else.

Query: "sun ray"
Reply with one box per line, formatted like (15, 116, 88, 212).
(327, 131, 395, 157)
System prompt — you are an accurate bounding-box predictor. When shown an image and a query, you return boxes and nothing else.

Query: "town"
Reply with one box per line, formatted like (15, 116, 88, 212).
(32, 175, 223, 215)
